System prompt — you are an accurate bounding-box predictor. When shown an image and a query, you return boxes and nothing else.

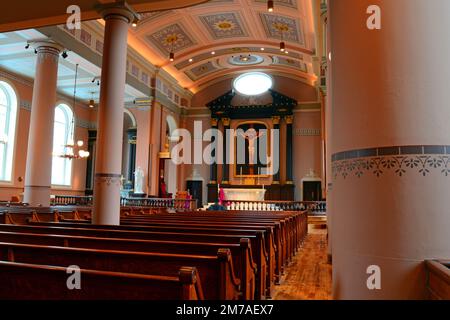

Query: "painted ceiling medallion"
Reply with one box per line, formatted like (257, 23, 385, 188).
(260, 13, 304, 45)
(199, 13, 248, 39)
(229, 54, 264, 66)
(214, 20, 236, 31)
(146, 23, 195, 54)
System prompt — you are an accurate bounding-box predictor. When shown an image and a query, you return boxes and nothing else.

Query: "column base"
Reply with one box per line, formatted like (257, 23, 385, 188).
(23, 185, 51, 207)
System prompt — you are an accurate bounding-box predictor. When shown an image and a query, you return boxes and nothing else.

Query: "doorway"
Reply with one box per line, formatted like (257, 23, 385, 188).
(302, 181, 322, 201)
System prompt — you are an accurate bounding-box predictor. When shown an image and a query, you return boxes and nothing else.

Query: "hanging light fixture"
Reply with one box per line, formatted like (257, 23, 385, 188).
(280, 35, 285, 52)
(58, 63, 89, 160)
(168, 36, 175, 62)
(267, 0, 274, 12)
(89, 92, 95, 108)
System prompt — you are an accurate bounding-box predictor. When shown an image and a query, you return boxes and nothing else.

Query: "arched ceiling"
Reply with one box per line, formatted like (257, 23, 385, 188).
(0, 0, 209, 33)
(127, 0, 317, 92)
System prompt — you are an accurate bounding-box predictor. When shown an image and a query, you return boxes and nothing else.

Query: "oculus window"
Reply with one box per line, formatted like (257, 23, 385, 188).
(233, 72, 273, 96)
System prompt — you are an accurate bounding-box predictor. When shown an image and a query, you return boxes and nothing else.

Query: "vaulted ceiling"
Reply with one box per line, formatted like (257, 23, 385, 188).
(0, 0, 209, 33)
(127, 0, 317, 92)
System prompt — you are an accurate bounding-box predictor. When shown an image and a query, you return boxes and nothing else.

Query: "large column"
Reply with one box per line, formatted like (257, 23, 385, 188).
(24, 41, 62, 207)
(330, 0, 450, 299)
(272, 116, 281, 184)
(93, 3, 137, 225)
(221, 118, 230, 184)
(285, 115, 294, 184)
(209, 118, 218, 184)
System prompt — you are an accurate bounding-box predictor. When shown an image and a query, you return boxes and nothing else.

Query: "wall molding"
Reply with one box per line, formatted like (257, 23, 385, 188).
(295, 128, 321, 136)
(332, 145, 450, 179)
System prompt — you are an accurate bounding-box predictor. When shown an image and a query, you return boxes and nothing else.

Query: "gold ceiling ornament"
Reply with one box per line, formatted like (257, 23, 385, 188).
(214, 20, 235, 31)
(273, 22, 290, 33)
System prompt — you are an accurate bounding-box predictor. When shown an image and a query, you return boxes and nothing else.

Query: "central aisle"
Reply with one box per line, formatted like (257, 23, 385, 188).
(273, 228, 332, 300)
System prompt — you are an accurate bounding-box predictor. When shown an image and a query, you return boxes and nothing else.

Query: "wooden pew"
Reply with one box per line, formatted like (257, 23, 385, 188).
(30, 219, 277, 291)
(0, 261, 202, 300)
(425, 260, 450, 300)
(122, 213, 296, 271)
(0, 226, 266, 300)
(0, 241, 238, 300)
(120, 216, 287, 274)
(0, 231, 256, 300)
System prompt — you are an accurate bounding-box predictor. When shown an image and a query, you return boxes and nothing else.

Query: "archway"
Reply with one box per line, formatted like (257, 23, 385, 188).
(121, 110, 137, 191)
(162, 115, 178, 197)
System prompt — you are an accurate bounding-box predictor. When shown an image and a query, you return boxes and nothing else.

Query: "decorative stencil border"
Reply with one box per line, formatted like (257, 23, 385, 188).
(332, 145, 450, 179)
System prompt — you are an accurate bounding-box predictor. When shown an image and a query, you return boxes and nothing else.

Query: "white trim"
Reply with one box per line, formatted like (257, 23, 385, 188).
(124, 109, 137, 127)
(0, 79, 19, 183)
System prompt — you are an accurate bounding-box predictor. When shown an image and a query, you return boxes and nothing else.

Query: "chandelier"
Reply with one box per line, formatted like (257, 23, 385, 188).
(58, 63, 89, 160)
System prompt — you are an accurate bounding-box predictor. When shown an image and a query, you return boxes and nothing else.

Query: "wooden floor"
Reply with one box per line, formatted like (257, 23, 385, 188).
(272, 227, 332, 300)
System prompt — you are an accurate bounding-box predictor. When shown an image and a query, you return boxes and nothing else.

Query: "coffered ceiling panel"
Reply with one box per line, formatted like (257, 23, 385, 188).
(198, 12, 249, 39)
(259, 13, 304, 45)
(146, 22, 197, 54)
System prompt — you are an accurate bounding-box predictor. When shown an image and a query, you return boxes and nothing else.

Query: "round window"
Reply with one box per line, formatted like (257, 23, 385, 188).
(233, 72, 273, 96)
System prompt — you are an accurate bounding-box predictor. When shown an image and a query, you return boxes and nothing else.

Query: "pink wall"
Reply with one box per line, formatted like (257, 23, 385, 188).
(292, 111, 323, 200)
(0, 74, 90, 201)
(182, 116, 211, 206)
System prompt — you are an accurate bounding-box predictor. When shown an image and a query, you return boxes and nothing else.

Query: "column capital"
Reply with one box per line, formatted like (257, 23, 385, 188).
(221, 118, 231, 127)
(272, 116, 281, 125)
(30, 40, 63, 55)
(210, 118, 218, 127)
(285, 115, 294, 124)
(97, 1, 140, 23)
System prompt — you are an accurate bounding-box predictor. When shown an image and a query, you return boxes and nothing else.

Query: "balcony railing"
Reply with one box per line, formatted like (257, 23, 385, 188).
(120, 197, 198, 210)
(223, 200, 326, 213)
(51, 195, 93, 206)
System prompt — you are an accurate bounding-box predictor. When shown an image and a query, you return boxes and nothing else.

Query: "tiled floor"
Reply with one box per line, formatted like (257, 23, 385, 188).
(272, 228, 332, 300)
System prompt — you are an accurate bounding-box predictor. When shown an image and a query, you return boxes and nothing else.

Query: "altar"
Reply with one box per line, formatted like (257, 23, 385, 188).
(223, 188, 266, 201)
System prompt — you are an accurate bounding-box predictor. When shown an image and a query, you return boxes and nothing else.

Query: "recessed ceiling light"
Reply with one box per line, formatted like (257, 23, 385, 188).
(189, 58, 193, 63)
(260, 48, 265, 51)
(211, 51, 216, 55)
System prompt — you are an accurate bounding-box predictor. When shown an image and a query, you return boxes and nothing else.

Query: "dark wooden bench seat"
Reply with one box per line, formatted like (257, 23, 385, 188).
(0, 241, 239, 300)
(0, 261, 202, 300)
(0, 225, 267, 299)
(24, 221, 273, 295)
(0, 230, 257, 300)
(30, 219, 278, 290)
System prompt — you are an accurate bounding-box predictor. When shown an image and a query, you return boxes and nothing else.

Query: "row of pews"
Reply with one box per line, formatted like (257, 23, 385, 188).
(0, 207, 307, 300)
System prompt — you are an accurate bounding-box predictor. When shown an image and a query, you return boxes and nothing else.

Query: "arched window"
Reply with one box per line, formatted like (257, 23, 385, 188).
(51, 104, 74, 186)
(0, 81, 18, 182)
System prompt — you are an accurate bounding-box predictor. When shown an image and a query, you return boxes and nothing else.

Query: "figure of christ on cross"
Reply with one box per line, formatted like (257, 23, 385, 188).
(239, 128, 265, 166)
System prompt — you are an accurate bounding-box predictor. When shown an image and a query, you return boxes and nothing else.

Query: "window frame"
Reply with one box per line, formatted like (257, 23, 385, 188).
(0, 80, 19, 184)
(51, 102, 74, 187)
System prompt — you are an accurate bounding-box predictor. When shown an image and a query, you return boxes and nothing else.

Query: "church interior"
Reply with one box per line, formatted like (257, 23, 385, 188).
(0, 0, 448, 302)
